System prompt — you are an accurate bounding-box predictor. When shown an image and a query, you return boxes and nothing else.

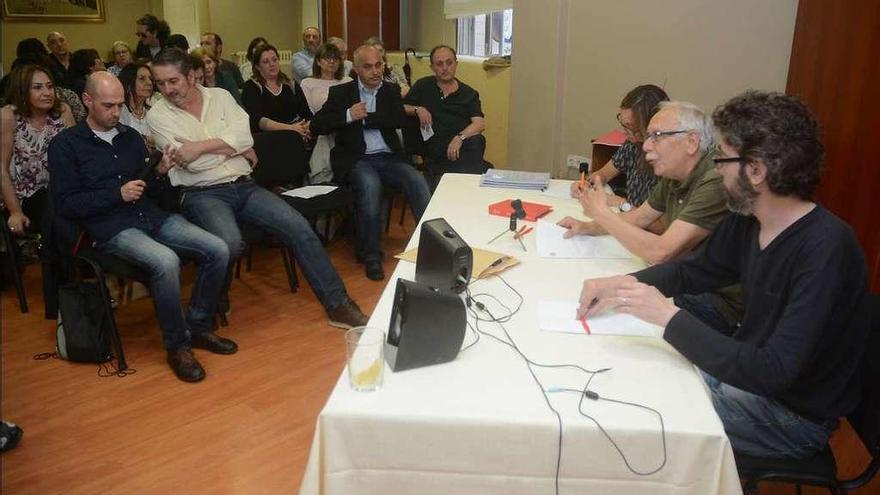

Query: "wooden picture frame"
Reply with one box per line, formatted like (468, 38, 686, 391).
(1, 0, 105, 22)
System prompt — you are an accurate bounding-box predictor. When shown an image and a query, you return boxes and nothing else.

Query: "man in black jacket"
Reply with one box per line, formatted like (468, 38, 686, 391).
(576, 91, 869, 459)
(312, 45, 431, 281)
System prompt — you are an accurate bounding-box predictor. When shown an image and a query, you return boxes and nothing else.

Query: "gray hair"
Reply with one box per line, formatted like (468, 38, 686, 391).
(327, 36, 345, 46)
(658, 100, 714, 152)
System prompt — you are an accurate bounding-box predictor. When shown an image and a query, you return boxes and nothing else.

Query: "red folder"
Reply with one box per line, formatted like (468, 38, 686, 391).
(488, 199, 553, 222)
(591, 129, 627, 147)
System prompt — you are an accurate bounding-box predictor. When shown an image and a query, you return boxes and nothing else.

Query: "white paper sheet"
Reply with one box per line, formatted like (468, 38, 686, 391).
(538, 300, 657, 337)
(281, 185, 338, 199)
(536, 220, 632, 259)
(420, 124, 435, 141)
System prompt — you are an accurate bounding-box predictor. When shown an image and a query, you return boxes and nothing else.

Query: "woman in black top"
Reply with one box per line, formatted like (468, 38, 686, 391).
(241, 45, 313, 186)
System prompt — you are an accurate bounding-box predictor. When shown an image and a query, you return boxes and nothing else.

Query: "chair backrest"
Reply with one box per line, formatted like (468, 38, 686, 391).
(849, 293, 880, 453)
(251, 130, 310, 190)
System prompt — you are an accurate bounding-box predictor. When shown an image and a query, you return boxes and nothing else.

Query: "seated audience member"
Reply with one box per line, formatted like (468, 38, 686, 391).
(327, 37, 354, 79)
(69, 48, 106, 99)
(577, 91, 869, 459)
(570, 84, 668, 210)
(1, 65, 74, 317)
(107, 41, 132, 77)
(50, 72, 233, 383)
(293, 27, 322, 83)
(559, 101, 741, 333)
(134, 14, 170, 61)
(117, 62, 154, 142)
(200, 32, 244, 89)
(240, 37, 268, 83)
(189, 53, 206, 85)
(165, 34, 190, 52)
(145, 49, 369, 329)
(190, 46, 240, 104)
(300, 43, 353, 183)
(0, 38, 85, 122)
(404, 45, 487, 176)
(241, 44, 312, 169)
(311, 45, 431, 281)
(364, 36, 409, 96)
(46, 31, 71, 88)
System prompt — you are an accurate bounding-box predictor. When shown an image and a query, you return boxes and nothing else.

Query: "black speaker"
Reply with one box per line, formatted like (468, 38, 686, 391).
(415, 218, 473, 293)
(386, 279, 466, 372)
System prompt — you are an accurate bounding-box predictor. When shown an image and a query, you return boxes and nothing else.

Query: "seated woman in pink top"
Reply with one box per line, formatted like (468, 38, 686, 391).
(299, 43, 352, 184)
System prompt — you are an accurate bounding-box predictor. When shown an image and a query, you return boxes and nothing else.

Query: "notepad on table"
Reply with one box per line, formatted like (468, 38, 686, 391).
(536, 220, 632, 259)
(538, 300, 657, 337)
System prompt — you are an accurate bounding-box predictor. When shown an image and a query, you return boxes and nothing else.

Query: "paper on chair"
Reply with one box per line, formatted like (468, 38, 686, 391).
(281, 185, 338, 199)
(536, 220, 632, 259)
(420, 124, 435, 141)
(538, 300, 657, 337)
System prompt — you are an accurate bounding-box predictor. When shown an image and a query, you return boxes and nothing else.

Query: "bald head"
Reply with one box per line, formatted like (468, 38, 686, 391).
(353, 45, 380, 65)
(83, 72, 125, 132)
(46, 31, 69, 57)
(303, 26, 321, 53)
(353, 45, 384, 89)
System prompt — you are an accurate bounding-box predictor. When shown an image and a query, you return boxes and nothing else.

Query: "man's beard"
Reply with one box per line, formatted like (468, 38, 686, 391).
(724, 169, 758, 215)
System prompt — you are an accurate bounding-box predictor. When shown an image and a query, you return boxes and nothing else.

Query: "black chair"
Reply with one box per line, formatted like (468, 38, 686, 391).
(251, 130, 355, 243)
(736, 293, 880, 495)
(0, 208, 29, 313)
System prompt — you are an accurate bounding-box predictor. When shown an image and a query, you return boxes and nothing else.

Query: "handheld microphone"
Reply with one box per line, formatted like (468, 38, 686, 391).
(137, 150, 164, 182)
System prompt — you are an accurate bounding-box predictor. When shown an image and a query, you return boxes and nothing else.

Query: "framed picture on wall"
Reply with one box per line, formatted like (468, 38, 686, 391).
(1, 0, 105, 22)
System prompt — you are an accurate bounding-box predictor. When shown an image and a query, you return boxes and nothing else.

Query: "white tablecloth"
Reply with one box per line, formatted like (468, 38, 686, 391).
(300, 174, 742, 495)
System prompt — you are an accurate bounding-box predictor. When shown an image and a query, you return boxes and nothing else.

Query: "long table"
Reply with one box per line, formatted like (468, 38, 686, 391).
(299, 174, 742, 495)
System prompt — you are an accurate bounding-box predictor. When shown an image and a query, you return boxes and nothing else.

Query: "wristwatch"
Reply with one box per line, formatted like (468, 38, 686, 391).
(458, 133, 466, 142)
(619, 201, 633, 212)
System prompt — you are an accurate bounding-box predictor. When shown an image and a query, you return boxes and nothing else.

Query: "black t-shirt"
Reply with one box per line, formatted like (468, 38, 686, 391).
(241, 79, 313, 133)
(635, 206, 870, 421)
(405, 76, 483, 146)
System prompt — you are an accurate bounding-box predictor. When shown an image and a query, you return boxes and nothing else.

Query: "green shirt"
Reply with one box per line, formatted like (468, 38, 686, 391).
(647, 149, 728, 231)
(646, 149, 742, 325)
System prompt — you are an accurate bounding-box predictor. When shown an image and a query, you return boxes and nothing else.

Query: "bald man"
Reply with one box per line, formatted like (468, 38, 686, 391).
(311, 45, 431, 280)
(49, 72, 235, 383)
(46, 31, 72, 88)
(292, 26, 322, 83)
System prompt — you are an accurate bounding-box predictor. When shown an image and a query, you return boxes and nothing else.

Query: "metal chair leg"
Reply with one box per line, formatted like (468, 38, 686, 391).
(280, 247, 298, 292)
(2, 227, 29, 313)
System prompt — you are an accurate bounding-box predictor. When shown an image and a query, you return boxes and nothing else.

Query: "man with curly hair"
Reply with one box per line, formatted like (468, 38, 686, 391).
(576, 91, 870, 459)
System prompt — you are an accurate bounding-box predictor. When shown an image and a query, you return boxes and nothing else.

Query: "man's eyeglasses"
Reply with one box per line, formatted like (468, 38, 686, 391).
(711, 145, 748, 168)
(643, 130, 691, 142)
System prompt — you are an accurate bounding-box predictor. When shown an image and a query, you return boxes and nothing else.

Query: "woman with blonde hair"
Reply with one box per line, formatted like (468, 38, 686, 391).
(190, 46, 240, 103)
(108, 40, 132, 76)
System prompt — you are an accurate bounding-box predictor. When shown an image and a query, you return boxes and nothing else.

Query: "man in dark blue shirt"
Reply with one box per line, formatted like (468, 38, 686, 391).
(576, 91, 869, 459)
(49, 72, 234, 383)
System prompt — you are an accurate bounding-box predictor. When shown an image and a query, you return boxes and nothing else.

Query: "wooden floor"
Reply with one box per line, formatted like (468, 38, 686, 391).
(1, 206, 878, 495)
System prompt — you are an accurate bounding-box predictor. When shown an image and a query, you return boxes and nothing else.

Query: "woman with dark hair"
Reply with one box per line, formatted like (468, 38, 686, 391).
(118, 62, 154, 140)
(68, 48, 106, 100)
(0, 38, 85, 122)
(190, 46, 240, 104)
(134, 14, 170, 60)
(1, 65, 74, 317)
(571, 84, 669, 210)
(241, 36, 268, 82)
(242, 44, 312, 136)
(300, 43, 352, 183)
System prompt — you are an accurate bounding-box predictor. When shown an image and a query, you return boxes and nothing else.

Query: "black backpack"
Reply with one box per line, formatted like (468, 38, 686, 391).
(55, 281, 112, 363)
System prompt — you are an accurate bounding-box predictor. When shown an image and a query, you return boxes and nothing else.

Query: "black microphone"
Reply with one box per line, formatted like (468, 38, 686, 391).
(510, 199, 526, 219)
(137, 150, 164, 182)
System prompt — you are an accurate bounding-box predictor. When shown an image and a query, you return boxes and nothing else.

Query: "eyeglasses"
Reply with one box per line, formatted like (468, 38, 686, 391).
(643, 130, 692, 142)
(616, 113, 637, 135)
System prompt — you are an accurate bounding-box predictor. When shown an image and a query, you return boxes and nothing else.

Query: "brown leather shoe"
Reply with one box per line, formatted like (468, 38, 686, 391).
(191, 332, 238, 355)
(327, 300, 370, 329)
(167, 348, 206, 382)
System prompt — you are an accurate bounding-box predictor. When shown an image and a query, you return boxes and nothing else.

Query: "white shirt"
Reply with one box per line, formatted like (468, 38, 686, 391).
(146, 86, 254, 187)
(119, 105, 150, 137)
(300, 76, 352, 113)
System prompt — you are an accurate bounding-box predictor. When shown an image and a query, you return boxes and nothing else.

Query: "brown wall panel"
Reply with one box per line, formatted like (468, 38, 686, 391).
(786, 0, 880, 291)
(324, 0, 346, 41)
(381, 0, 400, 50)
(347, 0, 381, 47)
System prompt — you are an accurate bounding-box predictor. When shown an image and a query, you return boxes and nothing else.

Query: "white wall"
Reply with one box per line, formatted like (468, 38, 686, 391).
(507, 0, 799, 174)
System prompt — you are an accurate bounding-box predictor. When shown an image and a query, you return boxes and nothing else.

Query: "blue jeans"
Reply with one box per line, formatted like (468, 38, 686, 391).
(181, 180, 348, 311)
(350, 153, 431, 263)
(102, 214, 229, 350)
(701, 372, 836, 458)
